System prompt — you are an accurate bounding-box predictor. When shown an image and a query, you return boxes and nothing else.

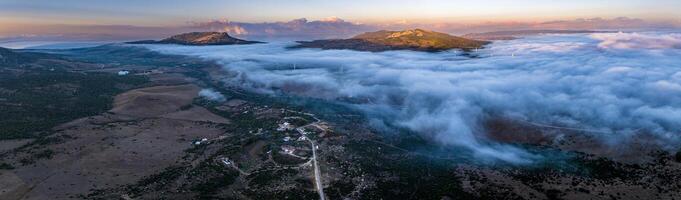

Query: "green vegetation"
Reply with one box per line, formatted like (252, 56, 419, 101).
(574, 156, 631, 179)
(0, 162, 14, 169)
(16, 149, 56, 165)
(60, 45, 194, 67)
(0, 69, 147, 139)
(244, 187, 318, 200)
(33, 149, 54, 159)
(247, 168, 298, 188)
(271, 152, 307, 165)
(124, 159, 240, 198)
(127, 166, 188, 195)
(0, 47, 54, 66)
(327, 140, 476, 199)
(189, 162, 239, 197)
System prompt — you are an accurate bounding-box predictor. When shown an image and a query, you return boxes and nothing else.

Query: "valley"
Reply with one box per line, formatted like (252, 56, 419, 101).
(0, 41, 680, 200)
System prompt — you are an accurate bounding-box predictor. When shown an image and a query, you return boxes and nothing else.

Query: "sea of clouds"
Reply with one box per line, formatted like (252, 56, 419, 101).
(141, 31, 681, 164)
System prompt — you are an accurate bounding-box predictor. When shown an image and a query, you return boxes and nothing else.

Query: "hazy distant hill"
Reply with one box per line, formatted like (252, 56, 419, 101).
(462, 30, 606, 40)
(0, 47, 24, 66)
(128, 32, 262, 45)
(0, 47, 45, 66)
(293, 29, 490, 52)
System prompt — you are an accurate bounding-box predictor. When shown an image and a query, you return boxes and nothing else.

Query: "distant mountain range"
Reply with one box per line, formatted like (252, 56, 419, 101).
(128, 32, 262, 45)
(462, 30, 609, 40)
(194, 18, 374, 40)
(293, 29, 490, 52)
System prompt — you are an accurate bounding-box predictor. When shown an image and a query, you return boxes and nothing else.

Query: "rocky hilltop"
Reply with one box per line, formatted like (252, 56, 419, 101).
(293, 29, 490, 52)
(128, 32, 261, 45)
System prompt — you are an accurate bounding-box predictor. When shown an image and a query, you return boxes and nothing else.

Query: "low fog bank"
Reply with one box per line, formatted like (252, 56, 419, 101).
(199, 88, 226, 102)
(0, 41, 113, 49)
(141, 31, 681, 164)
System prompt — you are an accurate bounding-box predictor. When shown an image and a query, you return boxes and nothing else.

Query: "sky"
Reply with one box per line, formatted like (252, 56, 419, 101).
(1, 0, 680, 25)
(1, 0, 680, 41)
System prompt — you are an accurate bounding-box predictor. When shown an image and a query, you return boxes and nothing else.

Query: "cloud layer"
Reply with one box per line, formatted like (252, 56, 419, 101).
(592, 32, 681, 49)
(141, 31, 681, 164)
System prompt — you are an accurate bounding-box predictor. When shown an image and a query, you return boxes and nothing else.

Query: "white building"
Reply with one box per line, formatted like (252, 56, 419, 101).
(281, 145, 296, 154)
(277, 122, 294, 131)
(221, 158, 232, 165)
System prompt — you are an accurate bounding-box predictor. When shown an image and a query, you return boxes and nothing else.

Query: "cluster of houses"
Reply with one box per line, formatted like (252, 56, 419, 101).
(117, 69, 163, 76)
(276, 121, 315, 159)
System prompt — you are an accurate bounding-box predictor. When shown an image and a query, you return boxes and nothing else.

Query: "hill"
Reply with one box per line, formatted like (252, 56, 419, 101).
(293, 29, 490, 52)
(0, 47, 53, 66)
(0, 47, 26, 66)
(128, 32, 261, 45)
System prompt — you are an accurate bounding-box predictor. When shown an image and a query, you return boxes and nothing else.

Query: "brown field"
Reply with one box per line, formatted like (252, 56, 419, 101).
(111, 84, 199, 118)
(0, 71, 232, 199)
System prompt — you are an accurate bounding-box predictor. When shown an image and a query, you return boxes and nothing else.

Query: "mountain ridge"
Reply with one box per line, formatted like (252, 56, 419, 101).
(292, 29, 490, 52)
(128, 32, 262, 45)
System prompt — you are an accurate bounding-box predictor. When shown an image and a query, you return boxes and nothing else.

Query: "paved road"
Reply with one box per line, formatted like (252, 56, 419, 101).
(288, 110, 326, 200)
(309, 139, 326, 200)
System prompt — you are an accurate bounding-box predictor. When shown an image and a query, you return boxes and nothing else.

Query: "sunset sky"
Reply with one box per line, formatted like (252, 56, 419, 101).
(1, 0, 680, 40)
(2, 0, 680, 25)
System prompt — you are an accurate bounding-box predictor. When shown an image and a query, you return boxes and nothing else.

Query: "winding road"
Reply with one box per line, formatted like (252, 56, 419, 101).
(291, 110, 326, 200)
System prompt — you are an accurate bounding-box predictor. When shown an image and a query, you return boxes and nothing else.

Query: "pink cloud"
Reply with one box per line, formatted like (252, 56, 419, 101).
(592, 32, 681, 49)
